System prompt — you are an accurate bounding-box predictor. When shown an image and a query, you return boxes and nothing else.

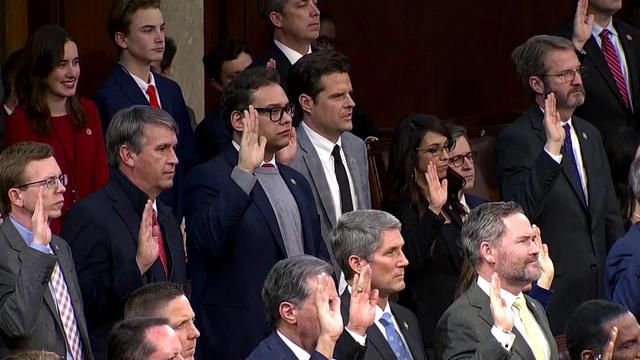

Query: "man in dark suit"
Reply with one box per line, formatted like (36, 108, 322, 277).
(96, 0, 197, 219)
(331, 210, 427, 360)
(557, 0, 640, 146)
(434, 202, 559, 359)
(0, 142, 92, 359)
(284, 50, 370, 284)
(185, 67, 328, 359)
(248, 255, 373, 360)
(496, 34, 624, 335)
(61, 106, 187, 360)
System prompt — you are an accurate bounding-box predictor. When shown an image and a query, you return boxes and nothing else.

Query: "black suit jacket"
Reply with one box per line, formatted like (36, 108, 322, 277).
(60, 171, 187, 360)
(434, 283, 558, 359)
(0, 219, 93, 359)
(334, 291, 426, 360)
(557, 19, 640, 144)
(252, 43, 294, 90)
(496, 105, 624, 334)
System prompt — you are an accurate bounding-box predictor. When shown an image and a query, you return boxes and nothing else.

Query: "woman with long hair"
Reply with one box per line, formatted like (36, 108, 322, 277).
(384, 113, 466, 353)
(5, 25, 109, 233)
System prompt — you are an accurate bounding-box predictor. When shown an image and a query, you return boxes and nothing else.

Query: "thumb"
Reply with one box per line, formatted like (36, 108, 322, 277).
(441, 178, 448, 192)
(258, 136, 267, 151)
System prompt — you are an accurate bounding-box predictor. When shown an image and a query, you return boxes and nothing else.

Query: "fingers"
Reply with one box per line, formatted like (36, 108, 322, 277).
(258, 135, 267, 153)
(602, 326, 618, 360)
(542, 244, 550, 258)
(490, 273, 501, 302)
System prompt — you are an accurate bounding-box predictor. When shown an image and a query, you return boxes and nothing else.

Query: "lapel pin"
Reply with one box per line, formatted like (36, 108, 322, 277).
(290, 178, 297, 185)
(403, 322, 408, 330)
(86, 128, 92, 136)
(627, 34, 633, 41)
(582, 132, 587, 140)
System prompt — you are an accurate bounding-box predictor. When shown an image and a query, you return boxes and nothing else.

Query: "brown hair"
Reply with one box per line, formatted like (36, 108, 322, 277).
(16, 25, 86, 136)
(2, 350, 62, 360)
(0, 142, 54, 214)
(108, 0, 162, 44)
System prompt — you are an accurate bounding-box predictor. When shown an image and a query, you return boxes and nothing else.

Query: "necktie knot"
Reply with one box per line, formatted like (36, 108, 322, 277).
(146, 84, 160, 108)
(261, 163, 275, 168)
(599, 28, 611, 39)
(562, 123, 571, 137)
(332, 144, 342, 158)
(512, 295, 527, 311)
(380, 312, 393, 327)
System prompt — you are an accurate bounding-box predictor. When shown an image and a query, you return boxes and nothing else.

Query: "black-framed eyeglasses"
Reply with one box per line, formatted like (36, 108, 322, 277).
(16, 174, 68, 190)
(252, 103, 295, 122)
(416, 140, 456, 158)
(539, 66, 587, 83)
(449, 151, 478, 167)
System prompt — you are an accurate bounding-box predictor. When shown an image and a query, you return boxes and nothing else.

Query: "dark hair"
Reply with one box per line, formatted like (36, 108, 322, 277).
(257, 0, 285, 32)
(262, 255, 332, 328)
(605, 126, 640, 228)
(0, 142, 54, 214)
(108, 317, 168, 360)
(2, 49, 23, 98)
(385, 113, 451, 216)
(566, 300, 629, 360)
(108, 0, 161, 45)
(16, 25, 86, 136)
(160, 37, 177, 72)
(220, 67, 281, 134)
(124, 282, 185, 319)
(202, 39, 250, 82)
(287, 50, 350, 120)
(1, 350, 62, 360)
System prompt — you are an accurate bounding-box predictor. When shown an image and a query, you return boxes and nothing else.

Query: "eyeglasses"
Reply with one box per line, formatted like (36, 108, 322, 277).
(449, 151, 478, 167)
(416, 140, 455, 158)
(252, 104, 295, 122)
(539, 66, 587, 83)
(16, 174, 68, 190)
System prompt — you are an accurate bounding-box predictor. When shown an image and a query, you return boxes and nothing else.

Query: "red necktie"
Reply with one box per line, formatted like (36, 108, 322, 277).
(151, 210, 168, 277)
(261, 163, 275, 168)
(599, 29, 631, 110)
(146, 84, 161, 108)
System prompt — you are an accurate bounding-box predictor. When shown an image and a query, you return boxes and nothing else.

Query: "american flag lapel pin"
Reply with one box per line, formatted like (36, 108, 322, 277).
(582, 132, 588, 140)
(627, 34, 633, 41)
(403, 321, 408, 330)
(290, 178, 297, 185)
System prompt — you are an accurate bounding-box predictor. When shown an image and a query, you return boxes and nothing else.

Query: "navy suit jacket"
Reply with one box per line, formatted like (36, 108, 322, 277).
(60, 171, 187, 360)
(185, 145, 328, 360)
(606, 222, 640, 317)
(252, 43, 293, 90)
(246, 332, 330, 360)
(95, 65, 197, 218)
(465, 193, 486, 209)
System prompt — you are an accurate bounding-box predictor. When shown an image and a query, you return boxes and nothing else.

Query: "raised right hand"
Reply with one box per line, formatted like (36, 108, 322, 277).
(237, 105, 267, 173)
(543, 93, 564, 155)
(136, 200, 159, 275)
(489, 273, 513, 332)
(572, 0, 594, 50)
(32, 187, 51, 246)
(347, 265, 378, 336)
(416, 162, 448, 214)
(601, 326, 618, 360)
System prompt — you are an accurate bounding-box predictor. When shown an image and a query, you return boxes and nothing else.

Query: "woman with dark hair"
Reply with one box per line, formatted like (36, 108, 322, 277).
(384, 113, 466, 353)
(4, 25, 109, 233)
(606, 126, 640, 229)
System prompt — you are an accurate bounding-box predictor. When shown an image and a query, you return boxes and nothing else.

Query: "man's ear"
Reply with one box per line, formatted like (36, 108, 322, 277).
(230, 110, 244, 132)
(114, 31, 128, 49)
(299, 94, 314, 115)
(579, 349, 596, 360)
(279, 301, 297, 325)
(480, 241, 496, 265)
(529, 75, 545, 95)
(119, 145, 136, 168)
(7, 188, 23, 208)
(348, 255, 366, 277)
(269, 11, 284, 30)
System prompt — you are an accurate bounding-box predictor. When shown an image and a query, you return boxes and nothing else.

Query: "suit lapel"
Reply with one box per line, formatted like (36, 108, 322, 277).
(340, 135, 368, 210)
(527, 295, 559, 359)
(280, 165, 315, 254)
(585, 36, 628, 109)
(391, 303, 423, 360)
(106, 181, 141, 249)
(154, 74, 174, 114)
(114, 66, 150, 106)
(297, 127, 338, 228)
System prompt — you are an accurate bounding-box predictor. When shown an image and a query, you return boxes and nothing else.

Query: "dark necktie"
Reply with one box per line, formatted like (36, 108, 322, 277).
(146, 84, 161, 108)
(151, 209, 169, 277)
(562, 123, 587, 207)
(599, 29, 631, 110)
(331, 144, 353, 213)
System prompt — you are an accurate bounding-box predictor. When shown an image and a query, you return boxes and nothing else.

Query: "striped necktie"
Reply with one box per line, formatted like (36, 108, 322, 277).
(50, 260, 84, 359)
(599, 29, 631, 110)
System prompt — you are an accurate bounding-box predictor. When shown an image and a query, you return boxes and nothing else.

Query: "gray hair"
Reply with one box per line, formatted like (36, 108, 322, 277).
(262, 255, 332, 328)
(257, 0, 285, 32)
(106, 105, 179, 167)
(462, 201, 524, 267)
(511, 35, 576, 91)
(629, 157, 640, 200)
(331, 210, 402, 281)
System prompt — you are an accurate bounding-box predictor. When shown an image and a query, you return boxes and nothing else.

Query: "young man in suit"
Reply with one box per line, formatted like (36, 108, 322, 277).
(0, 142, 92, 359)
(496, 34, 624, 335)
(284, 50, 370, 284)
(96, 0, 197, 219)
(331, 210, 427, 360)
(61, 106, 187, 360)
(248, 255, 375, 360)
(435, 202, 559, 359)
(185, 67, 328, 359)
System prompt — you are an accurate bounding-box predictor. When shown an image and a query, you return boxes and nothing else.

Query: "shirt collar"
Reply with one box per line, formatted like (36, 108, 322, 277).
(274, 39, 312, 65)
(476, 275, 521, 308)
(301, 122, 342, 156)
(231, 140, 277, 167)
(592, 20, 617, 39)
(537, 106, 573, 127)
(276, 330, 311, 360)
(121, 64, 158, 93)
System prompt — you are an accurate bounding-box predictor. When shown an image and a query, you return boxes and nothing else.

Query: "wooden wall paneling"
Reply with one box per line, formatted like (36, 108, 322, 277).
(2, 0, 29, 61)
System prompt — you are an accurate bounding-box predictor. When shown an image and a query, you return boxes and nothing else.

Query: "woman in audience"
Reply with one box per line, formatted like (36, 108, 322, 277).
(384, 113, 466, 353)
(4, 25, 109, 233)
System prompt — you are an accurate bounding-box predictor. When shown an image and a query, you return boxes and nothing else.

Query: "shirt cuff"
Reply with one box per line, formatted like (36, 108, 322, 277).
(231, 166, 257, 195)
(544, 148, 563, 164)
(491, 325, 515, 351)
(29, 242, 50, 254)
(344, 327, 367, 346)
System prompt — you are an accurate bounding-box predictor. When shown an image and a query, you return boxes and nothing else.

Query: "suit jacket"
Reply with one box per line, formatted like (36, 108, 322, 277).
(247, 331, 338, 360)
(434, 283, 558, 360)
(465, 193, 486, 210)
(557, 19, 640, 144)
(0, 219, 93, 359)
(252, 43, 294, 90)
(289, 127, 371, 271)
(185, 145, 328, 360)
(194, 107, 231, 163)
(95, 65, 197, 219)
(60, 170, 187, 360)
(606, 222, 640, 317)
(495, 105, 624, 334)
(334, 291, 426, 360)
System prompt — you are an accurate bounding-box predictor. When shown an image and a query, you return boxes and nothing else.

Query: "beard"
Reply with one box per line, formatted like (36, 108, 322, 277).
(544, 82, 586, 110)
(495, 252, 542, 284)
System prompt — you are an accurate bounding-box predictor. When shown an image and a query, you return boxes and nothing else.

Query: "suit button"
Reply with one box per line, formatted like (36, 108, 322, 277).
(590, 264, 597, 271)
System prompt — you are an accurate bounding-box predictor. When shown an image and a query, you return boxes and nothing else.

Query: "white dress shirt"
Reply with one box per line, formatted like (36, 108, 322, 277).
(277, 330, 311, 360)
(123, 65, 162, 108)
(274, 39, 312, 65)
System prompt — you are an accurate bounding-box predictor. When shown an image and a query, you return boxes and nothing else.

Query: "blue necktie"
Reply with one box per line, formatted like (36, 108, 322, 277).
(562, 123, 587, 207)
(379, 312, 411, 360)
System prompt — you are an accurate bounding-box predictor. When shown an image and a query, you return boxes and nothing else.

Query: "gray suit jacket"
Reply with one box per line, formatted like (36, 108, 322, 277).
(434, 283, 557, 360)
(0, 219, 93, 359)
(289, 126, 371, 270)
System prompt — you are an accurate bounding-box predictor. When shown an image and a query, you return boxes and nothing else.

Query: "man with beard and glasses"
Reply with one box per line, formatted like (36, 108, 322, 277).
(496, 35, 623, 336)
(434, 201, 558, 359)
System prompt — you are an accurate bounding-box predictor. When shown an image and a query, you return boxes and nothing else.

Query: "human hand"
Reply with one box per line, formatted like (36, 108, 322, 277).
(266, 58, 277, 71)
(347, 265, 378, 336)
(135, 200, 159, 275)
(533, 225, 554, 290)
(315, 273, 343, 358)
(601, 326, 618, 360)
(489, 273, 513, 331)
(543, 93, 564, 155)
(572, 0, 594, 50)
(32, 187, 51, 246)
(275, 127, 297, 165)
(417, 162, 448, 214)
(237, 105, 267, 173)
